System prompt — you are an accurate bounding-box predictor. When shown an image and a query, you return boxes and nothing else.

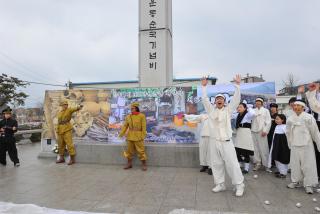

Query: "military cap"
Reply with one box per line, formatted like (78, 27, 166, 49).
(131, 102, 139, 108)
(2, 108, 12, 114)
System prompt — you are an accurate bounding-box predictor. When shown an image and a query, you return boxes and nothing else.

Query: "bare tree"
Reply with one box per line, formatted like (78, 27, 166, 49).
(282, 73, 299, 95)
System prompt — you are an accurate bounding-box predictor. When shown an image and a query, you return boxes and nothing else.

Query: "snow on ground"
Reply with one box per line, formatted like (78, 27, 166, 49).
(168, 209, 244, 214)
(0, 202, 111, 214)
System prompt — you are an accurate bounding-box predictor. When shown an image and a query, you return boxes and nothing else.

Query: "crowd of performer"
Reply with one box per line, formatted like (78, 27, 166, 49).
(185, 77, 320, 197)
(2, 75, 320, 199)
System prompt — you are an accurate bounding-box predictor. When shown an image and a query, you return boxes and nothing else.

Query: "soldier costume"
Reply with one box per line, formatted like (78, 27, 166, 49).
(119, 102, 147, 171)
(56, 100, 82, 165)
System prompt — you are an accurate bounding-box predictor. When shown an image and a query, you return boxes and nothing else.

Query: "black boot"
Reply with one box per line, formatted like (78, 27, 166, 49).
(200, 166, 208, 172)
(242, 169, 249, 174)
(207, 168, 213, 175)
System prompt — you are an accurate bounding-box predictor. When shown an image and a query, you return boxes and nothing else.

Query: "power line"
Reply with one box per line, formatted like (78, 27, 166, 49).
(0, 50, 57, 83)
(23, 80, 66, 87)
(0, 51, 64, 85)
(0, 51, 204, 89)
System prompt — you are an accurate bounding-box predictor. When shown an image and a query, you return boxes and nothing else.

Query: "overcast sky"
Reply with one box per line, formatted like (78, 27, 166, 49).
(0, 0, 319, 107)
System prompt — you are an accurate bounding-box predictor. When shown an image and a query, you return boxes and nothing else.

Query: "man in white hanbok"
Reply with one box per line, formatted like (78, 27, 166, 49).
(184, 114, 211, 173)
(286, 100, 320, 194)
(251, 97, 272, 171)
(299, 83, 320, 179)
(201, 75, 245, 197)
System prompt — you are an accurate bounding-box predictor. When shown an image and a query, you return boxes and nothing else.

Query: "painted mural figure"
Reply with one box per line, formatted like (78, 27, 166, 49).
(56, 100, 83, 165)
(119, 102, 148, 171)
(201, 74, 245, 197)
(0, 108, 20, 167)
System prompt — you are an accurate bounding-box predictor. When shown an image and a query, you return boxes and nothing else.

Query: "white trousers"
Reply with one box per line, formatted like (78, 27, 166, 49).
(275, 161, 288, 175)
(252, 131, 269, 167)
(291, 144, 318, 187)
(200, 136, 211, 167)
(209, 138, 244, 185)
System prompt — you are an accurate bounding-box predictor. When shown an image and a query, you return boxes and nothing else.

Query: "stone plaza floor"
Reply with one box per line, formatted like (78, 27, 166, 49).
(0, 143, 320, 214)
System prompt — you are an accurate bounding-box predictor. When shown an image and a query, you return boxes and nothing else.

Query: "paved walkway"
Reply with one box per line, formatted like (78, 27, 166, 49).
(0, 143, 320, 214)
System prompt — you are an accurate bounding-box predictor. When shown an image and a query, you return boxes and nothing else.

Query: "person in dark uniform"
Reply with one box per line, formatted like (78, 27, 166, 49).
(267, 103, 278, 149)
(0, 108, 20, 167)
(267, 103, 278, 169)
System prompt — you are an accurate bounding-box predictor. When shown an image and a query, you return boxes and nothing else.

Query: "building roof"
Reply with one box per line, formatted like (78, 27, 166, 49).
(71, 80, 139, 86)
(70, 77, 217, 87)
(278, 80, 320, 95)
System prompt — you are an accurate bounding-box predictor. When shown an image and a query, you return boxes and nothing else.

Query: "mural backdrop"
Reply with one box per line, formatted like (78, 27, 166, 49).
(42, 82, 275, 144)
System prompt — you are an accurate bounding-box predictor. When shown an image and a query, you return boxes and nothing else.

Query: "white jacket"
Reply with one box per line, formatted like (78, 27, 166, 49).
(202, 85, 240, 141)
(251, 107, 271, 133)
(286, 112, 320, 149)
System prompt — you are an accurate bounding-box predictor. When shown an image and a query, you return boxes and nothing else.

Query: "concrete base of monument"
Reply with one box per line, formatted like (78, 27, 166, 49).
(38, 152, 56, 159)
(76, 143, 200, 167)
(38, 141, 200, 168)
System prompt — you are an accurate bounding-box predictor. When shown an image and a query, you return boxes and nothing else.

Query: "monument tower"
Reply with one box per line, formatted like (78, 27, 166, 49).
(139, 0, 173, 87)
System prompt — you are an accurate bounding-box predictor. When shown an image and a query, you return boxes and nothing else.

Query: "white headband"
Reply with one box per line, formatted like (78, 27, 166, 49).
(255, 98, 264, 102)
(294, 101, 306, 107)
(215, 94, 225, 100)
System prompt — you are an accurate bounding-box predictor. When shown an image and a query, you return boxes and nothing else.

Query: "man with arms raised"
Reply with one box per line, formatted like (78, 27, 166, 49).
(201, 74, 245, 197)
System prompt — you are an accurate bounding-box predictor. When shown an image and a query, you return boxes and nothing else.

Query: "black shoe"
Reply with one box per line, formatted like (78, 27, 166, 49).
(276, 174, 286, 178)
(207, 168, 212, 175)
(200, 166, 208, 172)
(242, 169, 249, 174)
(14, 162, 20, 167)
(274, 171, 280, 175)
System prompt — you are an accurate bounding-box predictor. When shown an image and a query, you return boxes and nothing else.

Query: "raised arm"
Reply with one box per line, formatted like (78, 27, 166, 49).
(70, 105, 83, 114)
(228, 74, 241, 114)
(201, 77, 214, 114)
(306, 83, 320, 114)
(184, 114, 203, 123)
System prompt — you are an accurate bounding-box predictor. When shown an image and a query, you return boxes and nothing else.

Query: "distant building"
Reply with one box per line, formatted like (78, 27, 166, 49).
(275, 95, 293, 114)
(14, 108, 43, 127)
(69, 77, 218, 89)
(278, 80, 320, 96)
(231, 73, 265, 84)
(278, 86, 300, 96)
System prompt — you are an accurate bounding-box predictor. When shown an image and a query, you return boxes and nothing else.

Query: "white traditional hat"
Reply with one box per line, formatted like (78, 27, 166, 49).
(215, 94, 225, 100)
